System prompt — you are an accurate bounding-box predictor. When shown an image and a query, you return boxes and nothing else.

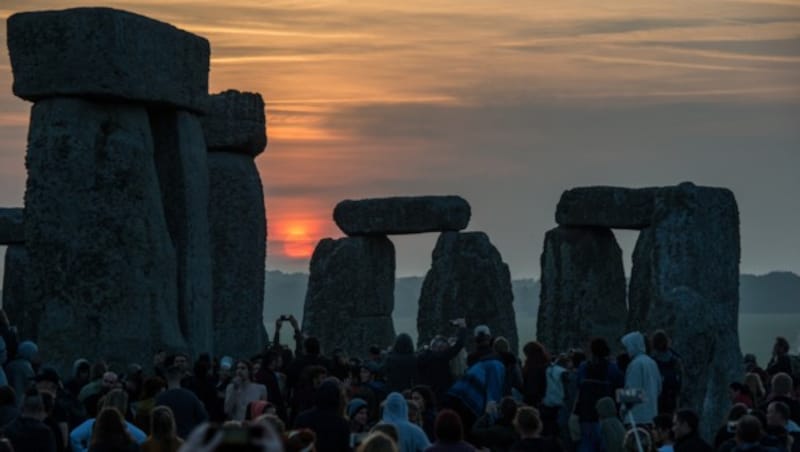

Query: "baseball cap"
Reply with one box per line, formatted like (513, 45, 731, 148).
(474, 325, 491, 337)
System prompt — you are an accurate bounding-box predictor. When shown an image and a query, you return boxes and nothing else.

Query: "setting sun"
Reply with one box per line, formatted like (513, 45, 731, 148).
(281, 221, 318, 259)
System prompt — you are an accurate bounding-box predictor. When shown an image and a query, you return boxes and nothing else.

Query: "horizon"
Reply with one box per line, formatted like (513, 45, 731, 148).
(1, 0, 799, 279)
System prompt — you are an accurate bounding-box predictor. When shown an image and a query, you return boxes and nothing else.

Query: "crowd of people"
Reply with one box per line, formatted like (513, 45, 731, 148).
(0, 309, 797, 452)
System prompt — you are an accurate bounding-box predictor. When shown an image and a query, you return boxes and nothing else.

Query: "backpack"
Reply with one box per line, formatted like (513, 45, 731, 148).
(656, 351, 682, 397)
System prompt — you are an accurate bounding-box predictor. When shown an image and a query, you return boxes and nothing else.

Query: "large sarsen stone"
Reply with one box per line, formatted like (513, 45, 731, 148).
(201, 90, 266, 156)
(334, 196, 470, 236)
(556, 186, 656, 229)
(7, 7, 209, 113)
(0, 208, 24, 244)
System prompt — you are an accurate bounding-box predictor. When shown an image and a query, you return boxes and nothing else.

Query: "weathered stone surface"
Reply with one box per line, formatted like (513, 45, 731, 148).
(555, 186, 656, 229)
(208, 152, 266, 357)
(202, 91, 266, 156)
(303, 236, 396, 356)
(7, 8, 209, 113)
(24, 97, 186, 372)
(0, 208, 24, 244)
(151, 110, 213, 356)
(334, 196, 471, 236)
(537, 226, 627, 354)
(626, 227, 654, 332)
(417, 232, 518, 354)
(630, 182, 741, 440)
(2, 245, 27, 329)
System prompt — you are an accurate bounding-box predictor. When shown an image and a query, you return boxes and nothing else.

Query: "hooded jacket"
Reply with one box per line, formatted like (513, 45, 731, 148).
(596, 396, 625, 452)
(380, 392, 431, 452)
(621, 332, 662, 425)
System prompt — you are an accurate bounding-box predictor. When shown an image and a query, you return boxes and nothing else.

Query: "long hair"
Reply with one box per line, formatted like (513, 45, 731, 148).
(150, 405, 181, 450)
(357, 432, 398, 452)
(522, 341, 550, 374)
(90, 407, 135, 448)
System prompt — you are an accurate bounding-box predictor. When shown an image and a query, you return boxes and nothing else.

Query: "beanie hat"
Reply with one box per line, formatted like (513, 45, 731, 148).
(347, 397, 368, 419)
(17, 341, 37, 361)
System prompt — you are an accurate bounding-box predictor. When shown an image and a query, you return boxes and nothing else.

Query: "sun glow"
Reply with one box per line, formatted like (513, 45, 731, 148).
(281, 221, 317, 259)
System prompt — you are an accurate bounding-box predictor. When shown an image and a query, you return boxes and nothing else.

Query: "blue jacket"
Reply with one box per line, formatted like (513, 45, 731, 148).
(447, 357, 506, 417)
(381, 392, 431, 452)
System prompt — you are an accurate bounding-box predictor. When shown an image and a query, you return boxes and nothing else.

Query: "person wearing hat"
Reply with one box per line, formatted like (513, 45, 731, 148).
(5, 340, 37, 408)
(348, 398, 370, 433)
(468, 325, 496, 367)
(35, 368, 70, 451)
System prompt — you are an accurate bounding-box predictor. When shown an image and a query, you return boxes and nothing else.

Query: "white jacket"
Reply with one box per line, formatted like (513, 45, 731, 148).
(621, 331, 662, 425)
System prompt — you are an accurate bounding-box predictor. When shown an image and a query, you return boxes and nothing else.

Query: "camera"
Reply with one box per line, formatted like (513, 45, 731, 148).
(279, 315, 291, 322)
(449, 320, 459, 326)
(616, 388, 645, 406)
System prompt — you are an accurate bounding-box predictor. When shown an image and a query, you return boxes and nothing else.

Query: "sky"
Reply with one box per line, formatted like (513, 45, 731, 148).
(0, 0, 798, 278)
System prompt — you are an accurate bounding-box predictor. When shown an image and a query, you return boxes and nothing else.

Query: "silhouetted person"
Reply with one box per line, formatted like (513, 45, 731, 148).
(154, 365, 207, 438)
(4, 388, 57, 452)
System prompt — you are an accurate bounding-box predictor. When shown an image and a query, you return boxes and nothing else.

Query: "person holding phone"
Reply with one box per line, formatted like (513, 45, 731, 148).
(224, 360, 267, 421)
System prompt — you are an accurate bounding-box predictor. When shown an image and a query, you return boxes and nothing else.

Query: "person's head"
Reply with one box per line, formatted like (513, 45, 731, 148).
(499, 397, 518, 422)
(651, 330, 670, 353)
(359, 363, 376, 383)
(729, 382, 747, 401)
(772, 372, 793, 396)
(101, 388, 129, 415)
(434, 409, 464, 443)
(589, 337, 611, 360)
(101, 371, 119, 390)
(725, 403, 749, 427)
(172, 353, 189, 372)
(150, 405, 178, 441)
(141, 376, 166, 399)
(392, 333, 415, 355)
(624, 428, 653, 452)
(304, 337, 321, 356)
(493, 337, 510, 355)
(165, 365, 184, 385)
(744, 373, 765, 399)
(286, 428, 316, 452)
(305, 365, 328, 388)
(621, 331, 647, 358)
(348, 398, 369, 425)
(35, 367, 61, 395)
(357, 432, 398, 452)
(410, 386, 435, 413)
(774, 337, 790, 356)
(513, 406, 542, 437)
(17, 340, 38, 362)
(21, 388, 45, 419)
(264, 351, 281, 371)
(91, 407, 133, 447)
(736, 414, 763, 444)
(653, 414, 674, 445)
(430, 335, 449, 352)
(406, 400, 421, 425)
(672, 409, 700, 440)
(474, 325, 492, 346)
(522, 341, 550, 368)
(73, 359, 91, 381)
(569, 349, 586, 369)
(236, 360, 253, 382)
(369, 424, 399, 443)
(91, 360, 108, 381)
(767, 401, 791, 428)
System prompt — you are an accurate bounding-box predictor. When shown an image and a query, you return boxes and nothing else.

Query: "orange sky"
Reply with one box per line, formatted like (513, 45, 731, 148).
(1, 0, 799, 276)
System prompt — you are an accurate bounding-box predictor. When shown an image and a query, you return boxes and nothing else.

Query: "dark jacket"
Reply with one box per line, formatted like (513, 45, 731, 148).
(417, 327, 467, 401)
(471, 414, 518, 452)
(509, 437, 562, 452)
(293, 381, 350, 452)
(4, 416, 57, 452)
(385, 334, 419, 392)
(674, 433, 712, 452)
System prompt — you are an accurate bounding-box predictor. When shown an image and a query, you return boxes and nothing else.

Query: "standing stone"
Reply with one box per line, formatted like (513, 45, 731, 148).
(0, 208, 24, 244)
(537, 226, 627, 354)
(630, 182, 741, 440)
(303, 237, 396, 356)
(203, 90, 267, 358)
(556, 186, 656, 229)
(418, 232, 517, 354)
(151, 110, 213, 356)
(334, 196, 471, 236)
(7, 7, 209, 113)
(626, 227, 654, 332)
(24, 98, 186, 371)
(2, 244, 28, 330)
(207, 153, 266, 357)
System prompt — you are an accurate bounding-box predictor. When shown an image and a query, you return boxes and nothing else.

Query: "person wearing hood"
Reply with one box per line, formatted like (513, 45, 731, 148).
(380, 392, 431, 452)
(293, 379, 350, 452)
(5, 340, 38, 407)
(385, 334, 419, 393)
(620, 332, 661, 427)
(595, 397, 624, 452)
(349, 397, 371, 433)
